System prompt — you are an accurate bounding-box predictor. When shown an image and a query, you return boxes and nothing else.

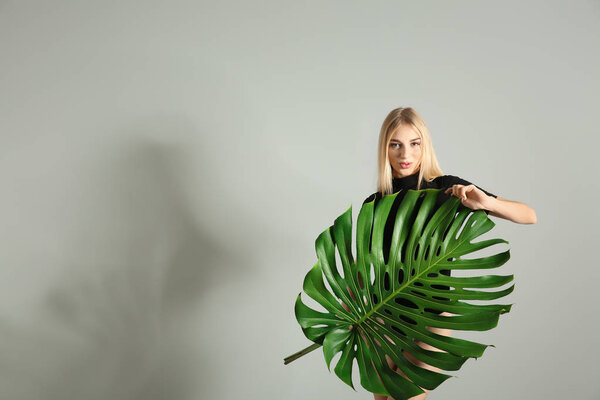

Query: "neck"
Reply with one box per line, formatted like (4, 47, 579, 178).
(391, 170, 421, 192)
(393, 170, 419, 179)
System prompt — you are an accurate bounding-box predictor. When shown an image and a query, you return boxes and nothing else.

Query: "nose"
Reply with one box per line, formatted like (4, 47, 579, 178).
(399, 146, 408, 158)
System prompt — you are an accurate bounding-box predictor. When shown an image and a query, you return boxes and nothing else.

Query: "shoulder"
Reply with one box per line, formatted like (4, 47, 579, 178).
(438, 174, 497, 198)
(435, 174, 472, 187)
(420, 174, 467, 189)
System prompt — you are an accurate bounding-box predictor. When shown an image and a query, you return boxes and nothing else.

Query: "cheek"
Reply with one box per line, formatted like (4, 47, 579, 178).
(413, 148, 423, 163)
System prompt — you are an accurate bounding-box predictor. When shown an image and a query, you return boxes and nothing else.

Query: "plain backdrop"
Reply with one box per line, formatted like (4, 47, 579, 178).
(0, 1, 599, 399)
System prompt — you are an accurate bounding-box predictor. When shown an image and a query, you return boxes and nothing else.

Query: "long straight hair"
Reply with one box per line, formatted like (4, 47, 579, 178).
(377, 107, 443, 195)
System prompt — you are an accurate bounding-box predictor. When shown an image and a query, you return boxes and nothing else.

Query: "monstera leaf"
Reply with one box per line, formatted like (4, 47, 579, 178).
(284, 189, 513, 400)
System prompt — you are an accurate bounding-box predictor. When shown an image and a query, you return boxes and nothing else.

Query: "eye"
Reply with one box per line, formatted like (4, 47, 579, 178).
(390, 143, 400, 148)
(411, 142, 421, 147)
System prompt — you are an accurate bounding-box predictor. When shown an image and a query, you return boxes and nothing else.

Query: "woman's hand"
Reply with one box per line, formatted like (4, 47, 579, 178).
(444, 184, 492, 211)
(444, 185, 537, 223)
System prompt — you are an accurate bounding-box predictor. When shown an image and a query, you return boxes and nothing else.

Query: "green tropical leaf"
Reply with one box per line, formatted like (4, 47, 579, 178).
(284, 188, 513, 400)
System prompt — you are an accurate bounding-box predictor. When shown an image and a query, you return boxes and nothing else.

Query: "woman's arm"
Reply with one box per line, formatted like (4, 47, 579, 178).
(486, 196, 537, 224)
(445, 185, 537, 225)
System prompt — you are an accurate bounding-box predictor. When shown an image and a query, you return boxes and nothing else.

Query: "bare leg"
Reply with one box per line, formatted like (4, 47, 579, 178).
(372, 312, 453, 400)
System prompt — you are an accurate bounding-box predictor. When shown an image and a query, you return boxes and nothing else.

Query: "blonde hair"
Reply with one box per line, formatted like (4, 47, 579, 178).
(377, 107, 443, 195)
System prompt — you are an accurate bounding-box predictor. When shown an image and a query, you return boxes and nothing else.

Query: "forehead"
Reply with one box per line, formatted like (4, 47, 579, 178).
(390, 124, 420, 141)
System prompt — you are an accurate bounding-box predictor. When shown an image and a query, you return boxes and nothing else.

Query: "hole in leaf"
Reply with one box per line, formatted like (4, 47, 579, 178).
(432, 296, 450, 302)
(456, 215, 471, 240)
(394, 297, 419, 309)
(384, 272, 390, 291)
(362, 336, 370, 349)
(411, 268, 416, 277)
(384, 334, 396, 345)
(376, 317, 385, 325)
(391, 325, 406, 337)
(372, 293, 379, 305)
(442, 220, 453, 241)
(427, 273, 438, 278)
(431, 284, 450, 290)
(384, 308, 392, 315)
(414, 243, 420, 261)
(398, 269, 405, 285)
(414, 281, 423, 287)
(370, 263, 376, 285)
(400, 315, 417, 325)
(384, 354, 395, 369)
(357, 271, 364, 290)
(400, 243, 406, 264)
(423, 244, 430, 260)
(424, 308, 442, 314)
(412, 290, 426, 297)
(436, 246, 441, 256)
(347, 286, 356, 301)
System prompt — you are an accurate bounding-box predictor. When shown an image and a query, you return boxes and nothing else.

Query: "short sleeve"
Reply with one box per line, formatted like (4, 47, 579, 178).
(442, 175, 497, 198)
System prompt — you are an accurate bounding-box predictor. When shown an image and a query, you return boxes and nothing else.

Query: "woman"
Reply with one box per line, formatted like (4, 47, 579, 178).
(366, 107, 536, 400)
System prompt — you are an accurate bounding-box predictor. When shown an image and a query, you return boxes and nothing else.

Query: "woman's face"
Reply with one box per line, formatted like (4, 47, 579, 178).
(387, 123, 422, 178)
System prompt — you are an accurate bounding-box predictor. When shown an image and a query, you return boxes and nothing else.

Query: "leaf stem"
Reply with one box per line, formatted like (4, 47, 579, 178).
(283, 343, 322, 365)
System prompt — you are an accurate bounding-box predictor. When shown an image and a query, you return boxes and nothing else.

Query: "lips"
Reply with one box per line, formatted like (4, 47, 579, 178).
(399, 162, 412, 169)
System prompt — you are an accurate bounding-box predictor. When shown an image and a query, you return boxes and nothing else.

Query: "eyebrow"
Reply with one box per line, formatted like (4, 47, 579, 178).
(390, 137, 421, 143)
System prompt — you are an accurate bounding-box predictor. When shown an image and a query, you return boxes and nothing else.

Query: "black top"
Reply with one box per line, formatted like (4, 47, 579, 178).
(362, 171, 498, 306)
(363, 171, 497, 208)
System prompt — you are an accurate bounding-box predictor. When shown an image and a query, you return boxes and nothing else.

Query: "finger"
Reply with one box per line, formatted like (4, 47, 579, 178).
(468, 185, 481, 195)
(463, 185, 475, 199)
(452, 184, 461, 197)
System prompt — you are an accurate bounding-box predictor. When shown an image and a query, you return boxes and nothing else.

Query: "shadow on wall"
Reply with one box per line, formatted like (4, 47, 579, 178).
(0, 123, 253, 400)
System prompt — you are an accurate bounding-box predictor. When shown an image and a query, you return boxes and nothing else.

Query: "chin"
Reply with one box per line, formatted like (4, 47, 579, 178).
(395, 167, 418, 178)
(395, 171, 411, 178)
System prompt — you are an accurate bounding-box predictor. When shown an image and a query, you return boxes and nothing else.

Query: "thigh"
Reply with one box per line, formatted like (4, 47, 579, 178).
(374, 313, 453, 399)
(373, 355, 401, 400)
(406, 312, 452, 372)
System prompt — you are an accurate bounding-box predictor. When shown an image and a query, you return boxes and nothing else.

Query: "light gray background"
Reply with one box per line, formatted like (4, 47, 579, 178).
(0, 1, 598, 399)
